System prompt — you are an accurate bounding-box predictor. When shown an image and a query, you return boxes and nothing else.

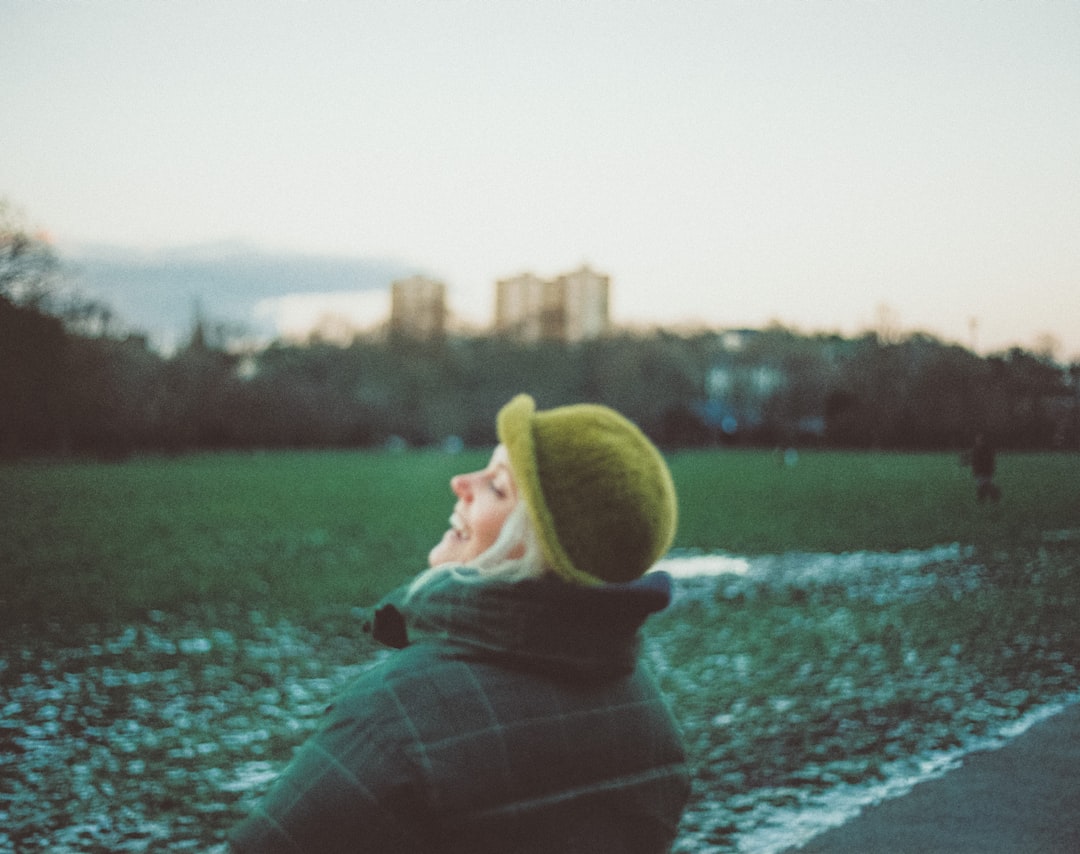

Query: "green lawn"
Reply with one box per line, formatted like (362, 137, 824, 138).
(2, 449, 1079, 851)
(2, 449, 1077, 623)
(668, 449, 1079, 553)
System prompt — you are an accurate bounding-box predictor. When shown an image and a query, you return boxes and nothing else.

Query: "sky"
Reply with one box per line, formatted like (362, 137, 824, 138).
(3, 0, 1079, 358)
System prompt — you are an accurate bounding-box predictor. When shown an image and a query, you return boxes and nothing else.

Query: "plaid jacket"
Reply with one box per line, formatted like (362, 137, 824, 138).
(229, 570, 690, 853)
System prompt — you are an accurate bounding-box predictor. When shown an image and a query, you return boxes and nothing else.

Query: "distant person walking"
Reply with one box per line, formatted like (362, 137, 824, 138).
(229, 394, 690, 853)
(969, 433, 1001, 502)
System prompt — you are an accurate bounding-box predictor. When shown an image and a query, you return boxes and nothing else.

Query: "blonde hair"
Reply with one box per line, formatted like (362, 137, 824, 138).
(406, 502, 548, 600)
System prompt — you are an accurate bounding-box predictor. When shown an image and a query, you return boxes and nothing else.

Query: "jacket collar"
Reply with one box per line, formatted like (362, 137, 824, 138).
(371, 570, 673, 680)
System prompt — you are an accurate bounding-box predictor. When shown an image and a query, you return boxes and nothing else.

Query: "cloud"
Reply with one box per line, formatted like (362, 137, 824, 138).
(61, 241, 418, 349)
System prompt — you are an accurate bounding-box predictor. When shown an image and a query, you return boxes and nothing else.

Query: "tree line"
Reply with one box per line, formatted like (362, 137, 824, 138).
(3, 209, 1078, 458)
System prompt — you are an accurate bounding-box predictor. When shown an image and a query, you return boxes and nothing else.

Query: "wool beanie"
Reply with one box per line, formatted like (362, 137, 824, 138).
(497, 394, 678, 586)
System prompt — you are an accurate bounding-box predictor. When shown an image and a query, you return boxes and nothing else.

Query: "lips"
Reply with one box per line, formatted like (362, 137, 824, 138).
(449, 511, 470, 541)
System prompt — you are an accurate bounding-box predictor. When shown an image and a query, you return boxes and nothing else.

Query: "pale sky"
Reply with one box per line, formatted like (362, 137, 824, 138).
(3, 0, 1079, 358)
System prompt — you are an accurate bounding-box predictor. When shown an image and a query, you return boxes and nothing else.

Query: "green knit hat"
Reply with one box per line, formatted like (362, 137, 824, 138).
(497, 394, 678, 586)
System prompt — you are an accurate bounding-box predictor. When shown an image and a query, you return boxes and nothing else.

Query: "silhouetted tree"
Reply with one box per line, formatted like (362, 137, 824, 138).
(2, 202, 1076, 457)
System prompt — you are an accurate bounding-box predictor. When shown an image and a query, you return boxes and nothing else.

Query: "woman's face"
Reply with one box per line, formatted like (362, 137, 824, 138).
(428, 444, 520, 567)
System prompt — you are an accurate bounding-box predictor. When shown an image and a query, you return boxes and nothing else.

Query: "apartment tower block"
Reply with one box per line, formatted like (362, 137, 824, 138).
(390, 275, 447, 340)
(495, 265, 610, 343)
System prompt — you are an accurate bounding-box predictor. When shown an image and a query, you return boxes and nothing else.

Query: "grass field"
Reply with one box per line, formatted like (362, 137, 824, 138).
(1, 448, 1078, 624)
(669, 448, 1080, 553)
(2, 449, 1079, 850)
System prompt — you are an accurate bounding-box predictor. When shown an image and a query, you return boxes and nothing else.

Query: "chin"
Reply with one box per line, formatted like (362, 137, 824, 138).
(429, 529, 476, 568)
(428, 545, 460, 568)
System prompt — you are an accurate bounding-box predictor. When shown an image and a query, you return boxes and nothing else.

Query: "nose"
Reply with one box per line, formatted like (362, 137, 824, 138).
(451, 473, 472, 500)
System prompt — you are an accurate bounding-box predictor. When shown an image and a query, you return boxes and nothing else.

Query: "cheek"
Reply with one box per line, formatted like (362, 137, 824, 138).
(475, 503, 514, 550)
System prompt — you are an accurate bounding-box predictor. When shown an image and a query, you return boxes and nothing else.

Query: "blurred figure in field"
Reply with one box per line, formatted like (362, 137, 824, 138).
(969, 433, 1001, 502)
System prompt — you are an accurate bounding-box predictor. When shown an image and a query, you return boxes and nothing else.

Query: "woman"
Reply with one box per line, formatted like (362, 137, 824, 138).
(229, 394, 690, 853)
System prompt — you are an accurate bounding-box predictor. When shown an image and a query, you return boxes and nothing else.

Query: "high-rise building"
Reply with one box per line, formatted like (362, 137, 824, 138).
(555, 265, 610, 343)
(494, 266, 609, 342)
(495, 273, 558, 341)
(390, 275, 446, 340)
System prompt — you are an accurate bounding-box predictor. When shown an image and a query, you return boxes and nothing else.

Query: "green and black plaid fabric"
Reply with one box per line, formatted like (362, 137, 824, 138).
(230, 571, 690, 853)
